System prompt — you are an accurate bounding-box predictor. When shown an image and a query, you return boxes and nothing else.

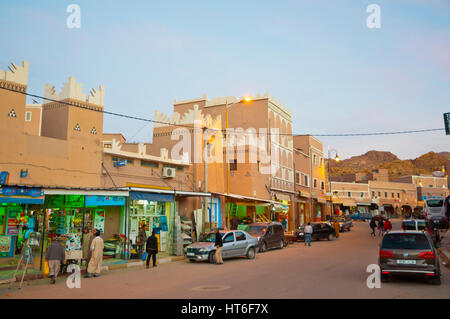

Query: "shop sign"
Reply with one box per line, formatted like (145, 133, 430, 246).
(64, 195, 84, 208)
(0, 235, 15, 258)
(94, 210, 105, 234)
(0, 171, 9, 185)
(85, 195, 126, 207)
(1, 186, 43, 197)
(6, 209, 21, 236)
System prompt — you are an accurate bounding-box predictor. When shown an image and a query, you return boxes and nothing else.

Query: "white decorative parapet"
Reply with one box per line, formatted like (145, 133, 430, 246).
(0, 61, 29, 86)
(44, 76, 104, 106)
(154, 104, 222, 130)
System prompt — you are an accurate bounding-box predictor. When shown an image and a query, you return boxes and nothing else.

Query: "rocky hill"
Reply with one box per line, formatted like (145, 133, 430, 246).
(329, 151, 449, 180)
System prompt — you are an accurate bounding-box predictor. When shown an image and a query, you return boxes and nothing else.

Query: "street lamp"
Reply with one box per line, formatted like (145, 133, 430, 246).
(327, 147, 340, 221)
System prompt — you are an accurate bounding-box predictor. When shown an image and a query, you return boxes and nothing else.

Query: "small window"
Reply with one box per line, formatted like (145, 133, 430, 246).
(25, 111, 32, 122)
(391, 193, 395, 198)
(313, 179, 317, 188)
(378, 192, 381, 197)
(235, 231, 246, 241)
(112, 157, 133, 165)
(304, 175, 309, 187)
(385, 192, 388, 198)
(230, 160, 237, 171)
(141, 160, 158, 168)
(360, 192, 364, 198)
(103, 143, 112, 149)
(295, 172, 300, 184)
(397, 193, 400, 198)
(372, 191, 375, 197)
(321, 181, 325, 190)
(348, 192, 351, 197)
(223, 233, 234, 243)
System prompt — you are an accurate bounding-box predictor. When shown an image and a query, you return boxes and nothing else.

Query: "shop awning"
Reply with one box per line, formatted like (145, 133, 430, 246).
(357, 202, 371, 206)
(44, 188, 128, 196)
(129, 191, 174, 202)
(333, 198, 357, 207)
(213, 192, 279, 204)
(0, 196, 44, 204)
(0, 186, 44, 204)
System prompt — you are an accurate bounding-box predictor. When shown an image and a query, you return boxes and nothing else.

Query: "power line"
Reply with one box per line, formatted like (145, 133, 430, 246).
(1, 86, 445, 137)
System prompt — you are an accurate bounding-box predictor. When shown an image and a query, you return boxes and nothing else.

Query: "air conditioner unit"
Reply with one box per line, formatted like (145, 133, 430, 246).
(162, 167, 176, 178)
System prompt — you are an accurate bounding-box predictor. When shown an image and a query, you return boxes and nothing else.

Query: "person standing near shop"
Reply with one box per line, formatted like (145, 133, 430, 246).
(85, 229, 104, 278)
(137, 224, 147, 259)
(378, 219, 385, 237)
(231, 215, 238, 230)
(82, 227, 94, 266)
(145, 230, 158, 268)
(333, 220, 340, 238)
(214, 229, 223, 264)
(45, 236, 65, 284)
(383, 218, 392, 233)
(304, 222, 313, 246)
(369, 217, 377, 237)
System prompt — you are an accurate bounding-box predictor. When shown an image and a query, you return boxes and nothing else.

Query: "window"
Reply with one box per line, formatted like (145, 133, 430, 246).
(385, 192, 388, 198)
(378, 192, 381, 197)
(223, 233, 234, 243)
(313, 154, 317, 166)
(348, 192, 351, 197)
(372, 191, 375, 197)
(320, 158, 324, 167)
(304, 175, 309, 187)
(391, 193, 395, 198)
(112, 157, 133, 165)
(321, 181, 325, 190)
(103, 143, 112, 149)
(235, 231, 246, 241)
(360, 192, 364, 198)
(313, 179, 318, 188)
(141, 160, 158, 168)
(230, 160, 237, 171)
(397, 193, 400, 198)
(295, 172, 300, 184)
(25, 111, 32, 122)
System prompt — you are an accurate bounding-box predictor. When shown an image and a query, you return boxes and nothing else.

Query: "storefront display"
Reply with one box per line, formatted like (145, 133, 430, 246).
(0, 235, 15, 258)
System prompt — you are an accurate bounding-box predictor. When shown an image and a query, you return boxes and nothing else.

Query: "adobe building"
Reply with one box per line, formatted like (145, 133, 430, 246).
(330, 181, 372, 215)
(293, 135, 328, 223)
(149, 94, 295, 230)
(0, 61, 104, 188)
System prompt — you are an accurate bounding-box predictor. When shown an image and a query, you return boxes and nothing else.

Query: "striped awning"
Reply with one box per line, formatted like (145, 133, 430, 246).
(333, 198, 357, 207)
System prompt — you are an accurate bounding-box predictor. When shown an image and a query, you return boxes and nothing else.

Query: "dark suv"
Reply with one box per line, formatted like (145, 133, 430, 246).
(378, 230, 441, 285)
(247, 222, 286, 252)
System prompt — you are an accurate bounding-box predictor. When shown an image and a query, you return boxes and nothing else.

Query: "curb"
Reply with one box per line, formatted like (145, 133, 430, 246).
(1, 255, 185, 286)
(438, 247, 450, 269)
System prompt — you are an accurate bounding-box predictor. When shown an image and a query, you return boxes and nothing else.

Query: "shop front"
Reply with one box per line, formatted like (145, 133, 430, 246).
(128, 191, 174, 256)
(333, 198, 357, 216)
(356, 202, 371, 215)
(40, 189, 128, 268)
(0, 186, 45, 265)
(295, 199, 309, 228)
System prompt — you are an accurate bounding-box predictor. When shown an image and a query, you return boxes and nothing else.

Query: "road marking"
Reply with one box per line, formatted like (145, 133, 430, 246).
(191, 285, 231, 292)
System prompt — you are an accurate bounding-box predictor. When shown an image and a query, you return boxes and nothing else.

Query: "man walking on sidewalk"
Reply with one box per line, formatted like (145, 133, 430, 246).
(146, 230, 158, 268)
(304, 223, 313, 246)
(85, 229, 104, 278)
(214, 229, 223, 264)
(369, 217, 377, 237)
(45, 236, 65, 284)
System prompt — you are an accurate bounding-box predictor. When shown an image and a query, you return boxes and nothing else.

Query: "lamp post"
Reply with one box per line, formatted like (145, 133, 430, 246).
(327, 147, 340, 221)
(225, 96, 253, 229)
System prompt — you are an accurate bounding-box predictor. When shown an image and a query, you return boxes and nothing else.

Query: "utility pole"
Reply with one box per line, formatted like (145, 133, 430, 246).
(202, 126, 210, 233)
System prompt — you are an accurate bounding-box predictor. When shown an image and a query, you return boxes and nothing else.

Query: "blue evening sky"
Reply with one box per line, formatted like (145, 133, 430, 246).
(1, 0, 449, 159)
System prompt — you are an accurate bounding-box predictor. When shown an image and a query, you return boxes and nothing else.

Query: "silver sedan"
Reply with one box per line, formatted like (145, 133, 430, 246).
(184, 230, 259, 263)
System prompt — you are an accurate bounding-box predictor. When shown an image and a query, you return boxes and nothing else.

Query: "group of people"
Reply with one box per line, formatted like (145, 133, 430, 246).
(369, 217, 392, 237)
(45, 227, 104, 284)
(137, 224, 159, 268)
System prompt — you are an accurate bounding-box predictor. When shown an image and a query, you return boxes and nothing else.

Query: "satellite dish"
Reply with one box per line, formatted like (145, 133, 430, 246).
(432, 171, 445, 177)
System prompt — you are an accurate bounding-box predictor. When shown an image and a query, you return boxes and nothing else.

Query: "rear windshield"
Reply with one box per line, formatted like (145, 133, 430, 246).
(427, 199, 443, 207)
(247, 225, 267, 235)
(382, 234, 431, 250)
(402, 221, 426, 230)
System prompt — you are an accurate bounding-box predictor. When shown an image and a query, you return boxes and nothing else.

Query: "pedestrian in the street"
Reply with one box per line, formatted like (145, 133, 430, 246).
(333, 220, 340, 238)
(85, 229, 104, 278)
(383, 218, 392, 232)
(146, 230, 158, 268)
(369, 217, 377, 236)
(45, 236, 65, 284)
(214, 229, 224, 264)
(378, 219, 384, 237)
(304, 222, 313, 246)
(82, 227, 93, 266)
(137, 224, 147, 259)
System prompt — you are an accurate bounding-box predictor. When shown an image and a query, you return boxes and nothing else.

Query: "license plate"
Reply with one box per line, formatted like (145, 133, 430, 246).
(433, 220, 439, 223)
(187, 253, 195, 256)
(397, 259, 416, 264)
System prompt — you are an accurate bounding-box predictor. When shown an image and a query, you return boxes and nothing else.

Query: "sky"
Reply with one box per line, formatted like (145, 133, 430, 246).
(0, 0, 449, 160)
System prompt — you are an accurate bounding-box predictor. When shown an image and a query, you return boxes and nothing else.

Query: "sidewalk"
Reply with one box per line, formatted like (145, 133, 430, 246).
(0, 254, 185, 285)
(438, 229, 450, 269)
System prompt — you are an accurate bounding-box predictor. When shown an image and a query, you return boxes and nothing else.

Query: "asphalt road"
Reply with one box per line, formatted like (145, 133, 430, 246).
(1, 220, 449, 299)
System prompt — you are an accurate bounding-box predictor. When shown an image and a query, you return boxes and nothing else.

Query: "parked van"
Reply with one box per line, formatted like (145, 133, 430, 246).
(247, 222, 286, 252)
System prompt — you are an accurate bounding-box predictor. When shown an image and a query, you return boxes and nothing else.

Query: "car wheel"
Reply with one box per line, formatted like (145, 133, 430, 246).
(279, 239, 284, 249)
(328, 233, 335, 241)
(189, 259, 196, 263)
(381, 273, 390, 283)
(260, 241, 267, 253)
(427, 274, 441, 285)
(208, 251, 216, 264)
(247, 247, 256, 259)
